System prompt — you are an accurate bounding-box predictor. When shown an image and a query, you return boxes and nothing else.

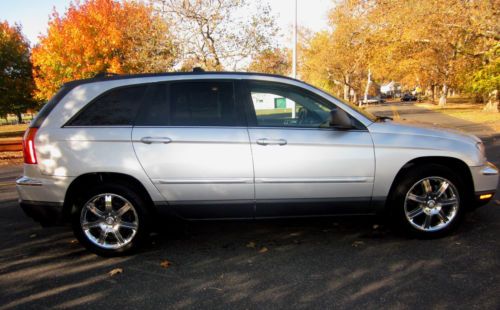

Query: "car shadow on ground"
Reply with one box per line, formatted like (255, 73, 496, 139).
(1, 192, 499, 309)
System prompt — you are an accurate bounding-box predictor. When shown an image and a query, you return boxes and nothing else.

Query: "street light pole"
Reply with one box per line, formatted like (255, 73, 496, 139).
(292, 0, 297, 79)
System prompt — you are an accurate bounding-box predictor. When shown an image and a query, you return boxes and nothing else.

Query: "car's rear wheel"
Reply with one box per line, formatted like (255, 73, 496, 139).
(390, 164, 466, 237)
(71, 183, 149, 256)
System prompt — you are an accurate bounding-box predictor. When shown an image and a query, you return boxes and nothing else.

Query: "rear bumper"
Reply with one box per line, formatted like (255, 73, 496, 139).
(20, 200, 65, 226)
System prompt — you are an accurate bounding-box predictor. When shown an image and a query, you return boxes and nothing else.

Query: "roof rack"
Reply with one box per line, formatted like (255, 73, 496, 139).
(192, 67, 205, 73)
(93, 71, 120, 79)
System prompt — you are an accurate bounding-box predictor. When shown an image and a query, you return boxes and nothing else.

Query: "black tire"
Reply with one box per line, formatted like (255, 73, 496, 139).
(70, 182, 150, 256)
(389, 163, 467, 238)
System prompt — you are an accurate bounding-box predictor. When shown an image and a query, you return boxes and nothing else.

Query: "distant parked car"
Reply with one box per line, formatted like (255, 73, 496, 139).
(401, 93, 417, 102)
(360, 96, 385, 105)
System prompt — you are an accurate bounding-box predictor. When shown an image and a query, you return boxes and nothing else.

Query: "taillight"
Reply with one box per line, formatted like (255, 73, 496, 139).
(23, 128, 38, 164)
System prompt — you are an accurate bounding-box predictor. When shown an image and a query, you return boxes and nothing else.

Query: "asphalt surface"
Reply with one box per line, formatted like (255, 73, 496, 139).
(0, 103, 499, 309)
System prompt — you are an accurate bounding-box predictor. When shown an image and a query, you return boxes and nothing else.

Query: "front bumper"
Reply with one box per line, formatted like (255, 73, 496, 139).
(471, 162, 498, 207)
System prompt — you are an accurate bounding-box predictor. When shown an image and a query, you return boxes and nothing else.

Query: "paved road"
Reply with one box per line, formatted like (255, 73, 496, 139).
(1, 104, 499, 309)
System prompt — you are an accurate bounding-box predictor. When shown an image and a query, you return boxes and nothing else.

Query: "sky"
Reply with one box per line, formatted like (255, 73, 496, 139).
(0, 0, 333, 46)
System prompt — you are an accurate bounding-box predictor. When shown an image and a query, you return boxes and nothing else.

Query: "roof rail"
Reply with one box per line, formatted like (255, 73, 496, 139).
(93, 71, 120, 79)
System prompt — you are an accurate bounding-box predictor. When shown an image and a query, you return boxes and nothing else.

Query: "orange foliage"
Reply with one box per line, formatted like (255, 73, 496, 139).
(32, 0, 176, 100)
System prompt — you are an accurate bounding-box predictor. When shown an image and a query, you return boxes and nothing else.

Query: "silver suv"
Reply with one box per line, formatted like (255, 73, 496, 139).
(17, 72, 498, 256)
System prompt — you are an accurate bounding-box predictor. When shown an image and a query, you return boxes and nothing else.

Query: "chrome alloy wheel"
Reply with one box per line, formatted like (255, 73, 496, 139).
(80, 193, 139, 249)
(404, 177, 460, 232)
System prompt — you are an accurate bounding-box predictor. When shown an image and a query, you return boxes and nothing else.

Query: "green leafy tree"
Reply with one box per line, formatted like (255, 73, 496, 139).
(0, 21, 37, 123)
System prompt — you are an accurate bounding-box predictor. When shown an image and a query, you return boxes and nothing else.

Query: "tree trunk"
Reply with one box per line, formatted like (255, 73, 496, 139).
(483, 90, 499, 113)
(16, 112, 23, 124)
(439, 84, 448, 107)
(431, 85, 436, 103)
(353, 92, 358, 106)
(343, 75, 350, 101)
(363, 69, 371, 104)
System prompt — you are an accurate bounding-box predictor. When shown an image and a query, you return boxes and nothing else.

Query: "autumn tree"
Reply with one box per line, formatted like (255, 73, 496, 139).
(302, 0, 370, 103)
(154, 0, 280, 71)
(247, 48, 291, 75)
(0, 21, 37, 122)
(32, 0, 178, 101)
(366, 0, 499, 108)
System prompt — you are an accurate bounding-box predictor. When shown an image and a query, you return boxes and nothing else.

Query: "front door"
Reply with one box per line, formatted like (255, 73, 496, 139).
(242, 80, 375, 217)
(132, 80, 254, 219)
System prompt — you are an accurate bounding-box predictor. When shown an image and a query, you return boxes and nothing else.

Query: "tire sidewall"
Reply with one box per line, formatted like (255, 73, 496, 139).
(70, 183, 149, 256)
(390, 164, 467, 238)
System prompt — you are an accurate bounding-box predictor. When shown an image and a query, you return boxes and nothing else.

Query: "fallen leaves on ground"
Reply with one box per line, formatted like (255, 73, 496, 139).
(351, 240, 365, 247)
(258, 247, 268, 253)
(108, 268, 123, 277)
(160, 259, 172, 269)
(29, 233, 37, 238)
(246, 241, 256, 248)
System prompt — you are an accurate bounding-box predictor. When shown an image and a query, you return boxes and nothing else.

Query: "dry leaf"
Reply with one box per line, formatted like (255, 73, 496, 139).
(108, 268, 123, 277)
(69, 239, 78, 244)
(160, 260, 172, 269)
(246, 241, 256, 248)
(29, 233, 37, 238)
(351, 241, 365, 247)
(258, 246, 268, 253)
(373, 224, 379, 230)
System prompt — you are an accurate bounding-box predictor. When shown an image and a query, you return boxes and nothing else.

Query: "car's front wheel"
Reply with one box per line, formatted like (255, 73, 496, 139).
(71, 183, 149, 256)
(391, 164, 466, 237)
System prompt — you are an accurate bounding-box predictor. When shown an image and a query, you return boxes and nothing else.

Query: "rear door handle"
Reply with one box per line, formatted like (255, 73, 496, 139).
(256, 138, 287, 146)
(140, 137, 172, 144)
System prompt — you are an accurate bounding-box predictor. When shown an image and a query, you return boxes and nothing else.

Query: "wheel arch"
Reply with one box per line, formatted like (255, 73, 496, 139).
(62, 172, 156, 220)
(386, 156, 474, 210)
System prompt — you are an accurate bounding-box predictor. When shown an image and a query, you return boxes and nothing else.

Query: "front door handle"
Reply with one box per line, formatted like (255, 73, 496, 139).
(140, 137, 172, 144)
(256, 138, 287, 146)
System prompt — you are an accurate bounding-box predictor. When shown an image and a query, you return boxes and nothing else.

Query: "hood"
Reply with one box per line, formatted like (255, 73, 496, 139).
(368, 119, 481, 144)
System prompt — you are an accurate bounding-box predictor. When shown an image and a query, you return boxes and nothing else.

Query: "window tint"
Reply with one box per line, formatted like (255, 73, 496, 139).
(135, 81, 241, 127)
(169, 81, 239, 126)
(68, 85, 147, 126)
(248, 82, 336, 128)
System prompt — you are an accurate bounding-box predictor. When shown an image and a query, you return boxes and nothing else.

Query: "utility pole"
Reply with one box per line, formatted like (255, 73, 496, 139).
(292, 0, 297, 79)
(291, 0, 298, 119)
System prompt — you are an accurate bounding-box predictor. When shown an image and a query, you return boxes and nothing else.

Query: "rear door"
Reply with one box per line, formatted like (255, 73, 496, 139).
(132, 80, 255, 219)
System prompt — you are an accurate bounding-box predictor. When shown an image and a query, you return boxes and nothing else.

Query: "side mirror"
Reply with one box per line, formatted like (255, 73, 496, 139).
(329, 108, 353, 129)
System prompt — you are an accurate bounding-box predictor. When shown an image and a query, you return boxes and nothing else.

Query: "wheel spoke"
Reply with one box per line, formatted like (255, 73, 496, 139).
(119, 220, 138, 231)
(86, 203, 105, 218)
(423, 215, 432, 229)
(439, 197, 457, 207)
(407, 193, 426, 204)
(115, 203, 132, 217)
(97, 229, 108, 244)
(113, 230, 125, 245)
(407, 207, 424, 219)
(422, 179, 433, 194)
(437, 210, 448, 223)
(104, 195, 113, 213)
(435, 181, 449, 198)
(81, 220, 102, 230)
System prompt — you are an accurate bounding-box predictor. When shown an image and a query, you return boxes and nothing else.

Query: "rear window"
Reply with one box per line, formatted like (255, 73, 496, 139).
(136, 81, 243, 127)
(67, 85, 148, 126)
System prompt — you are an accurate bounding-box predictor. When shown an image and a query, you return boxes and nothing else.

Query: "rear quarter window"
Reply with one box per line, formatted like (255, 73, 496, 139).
(66, 85, 148, 126)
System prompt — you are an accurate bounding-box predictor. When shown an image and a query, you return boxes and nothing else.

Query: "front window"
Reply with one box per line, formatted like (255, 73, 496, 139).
(247, 81, 365, 129)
